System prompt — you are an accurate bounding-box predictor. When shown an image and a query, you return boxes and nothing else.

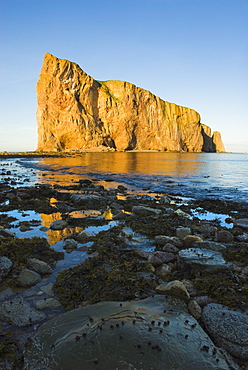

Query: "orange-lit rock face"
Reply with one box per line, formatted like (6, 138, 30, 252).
(37, 53, 225, 153)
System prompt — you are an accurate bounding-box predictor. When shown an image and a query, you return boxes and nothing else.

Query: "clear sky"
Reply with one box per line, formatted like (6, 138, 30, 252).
(0, 0, 247, 152)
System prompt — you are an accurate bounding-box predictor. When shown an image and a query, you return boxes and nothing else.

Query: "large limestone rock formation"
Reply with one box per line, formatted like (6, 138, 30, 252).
(37, 53, 225, 152)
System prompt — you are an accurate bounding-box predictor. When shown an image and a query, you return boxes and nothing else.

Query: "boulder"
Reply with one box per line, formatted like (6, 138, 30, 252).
(162, 243, 179, 254)
(23, 295, 229, 369)
(197, 224, 217, 237)
(216, 230, 234, 243)
(63, 238, 78, 251)
(70, 194, 107, 208)
(27, 258, 53, 275)
(148, 251, 175, 267)
(179, 248, 230, 270)
(202, 303, 248, 360)
(183, 235, 203, 248)
(0, 256, 13, 282)
(176, 227, 191, 240)
(73, 230, 92, 243)
(16, 269, 41, 287)
(50, 220, 68, 230)
(0, 298, 46, 326)
(155, 280, 190, 301)
(155, 235, 183, 248)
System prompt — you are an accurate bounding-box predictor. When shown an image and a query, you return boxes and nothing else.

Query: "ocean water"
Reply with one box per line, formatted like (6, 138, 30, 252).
(6, 152, 247, 204)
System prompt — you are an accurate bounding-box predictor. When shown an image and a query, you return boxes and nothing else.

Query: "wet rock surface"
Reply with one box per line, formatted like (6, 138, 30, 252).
(23, 296, 229, 370)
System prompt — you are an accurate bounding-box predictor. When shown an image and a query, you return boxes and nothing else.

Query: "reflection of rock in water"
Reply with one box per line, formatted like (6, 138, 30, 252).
(23, 295, 229, 370)
(40, 213, 83, 245)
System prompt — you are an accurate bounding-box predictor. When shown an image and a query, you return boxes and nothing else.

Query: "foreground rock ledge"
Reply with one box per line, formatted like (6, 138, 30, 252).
(36, 53, 225, 152)
(23, 295, 229, 370)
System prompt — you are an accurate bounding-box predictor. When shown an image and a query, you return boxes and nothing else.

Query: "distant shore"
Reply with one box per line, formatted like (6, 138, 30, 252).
(0, 149, 230, 159)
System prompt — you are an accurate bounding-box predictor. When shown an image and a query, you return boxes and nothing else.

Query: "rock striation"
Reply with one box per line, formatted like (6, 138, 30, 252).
(37, 53, 225, 152)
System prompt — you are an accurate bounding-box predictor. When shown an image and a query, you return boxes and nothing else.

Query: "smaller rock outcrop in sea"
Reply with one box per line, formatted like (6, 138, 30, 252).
(36, 53, 225, 153)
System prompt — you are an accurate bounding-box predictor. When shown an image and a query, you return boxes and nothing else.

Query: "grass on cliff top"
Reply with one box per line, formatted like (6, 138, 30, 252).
(97, 81, 120, 102)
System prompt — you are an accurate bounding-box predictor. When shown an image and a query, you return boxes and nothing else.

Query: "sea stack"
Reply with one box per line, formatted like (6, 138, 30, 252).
(36, 53, 225, 152)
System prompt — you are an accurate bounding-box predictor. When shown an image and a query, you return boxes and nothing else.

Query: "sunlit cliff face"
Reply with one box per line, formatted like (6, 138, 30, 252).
(37, 53, 225, 153)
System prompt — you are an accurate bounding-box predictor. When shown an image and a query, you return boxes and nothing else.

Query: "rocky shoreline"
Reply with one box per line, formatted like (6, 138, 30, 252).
(0, 161, 248, 369)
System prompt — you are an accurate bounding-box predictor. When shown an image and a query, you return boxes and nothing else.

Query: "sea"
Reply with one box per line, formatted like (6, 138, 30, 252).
(1, 152, 248, 204)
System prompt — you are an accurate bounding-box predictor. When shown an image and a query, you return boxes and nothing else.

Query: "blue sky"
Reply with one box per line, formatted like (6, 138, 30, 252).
(0, 0, 247, 152)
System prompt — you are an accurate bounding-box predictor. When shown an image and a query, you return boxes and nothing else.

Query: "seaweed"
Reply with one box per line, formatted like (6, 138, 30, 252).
(0, 236, 64, 267)
(54, 227, 158, 309)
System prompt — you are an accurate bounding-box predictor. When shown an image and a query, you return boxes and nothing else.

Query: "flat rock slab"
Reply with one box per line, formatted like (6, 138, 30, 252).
(193, 241, 226, 252)
(179, 248, 230, 270)
(132, 205, 162, 216)
(202, 303, 248, 360)
(0, 298, 46, 326)
(23, 295, 229, 370)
